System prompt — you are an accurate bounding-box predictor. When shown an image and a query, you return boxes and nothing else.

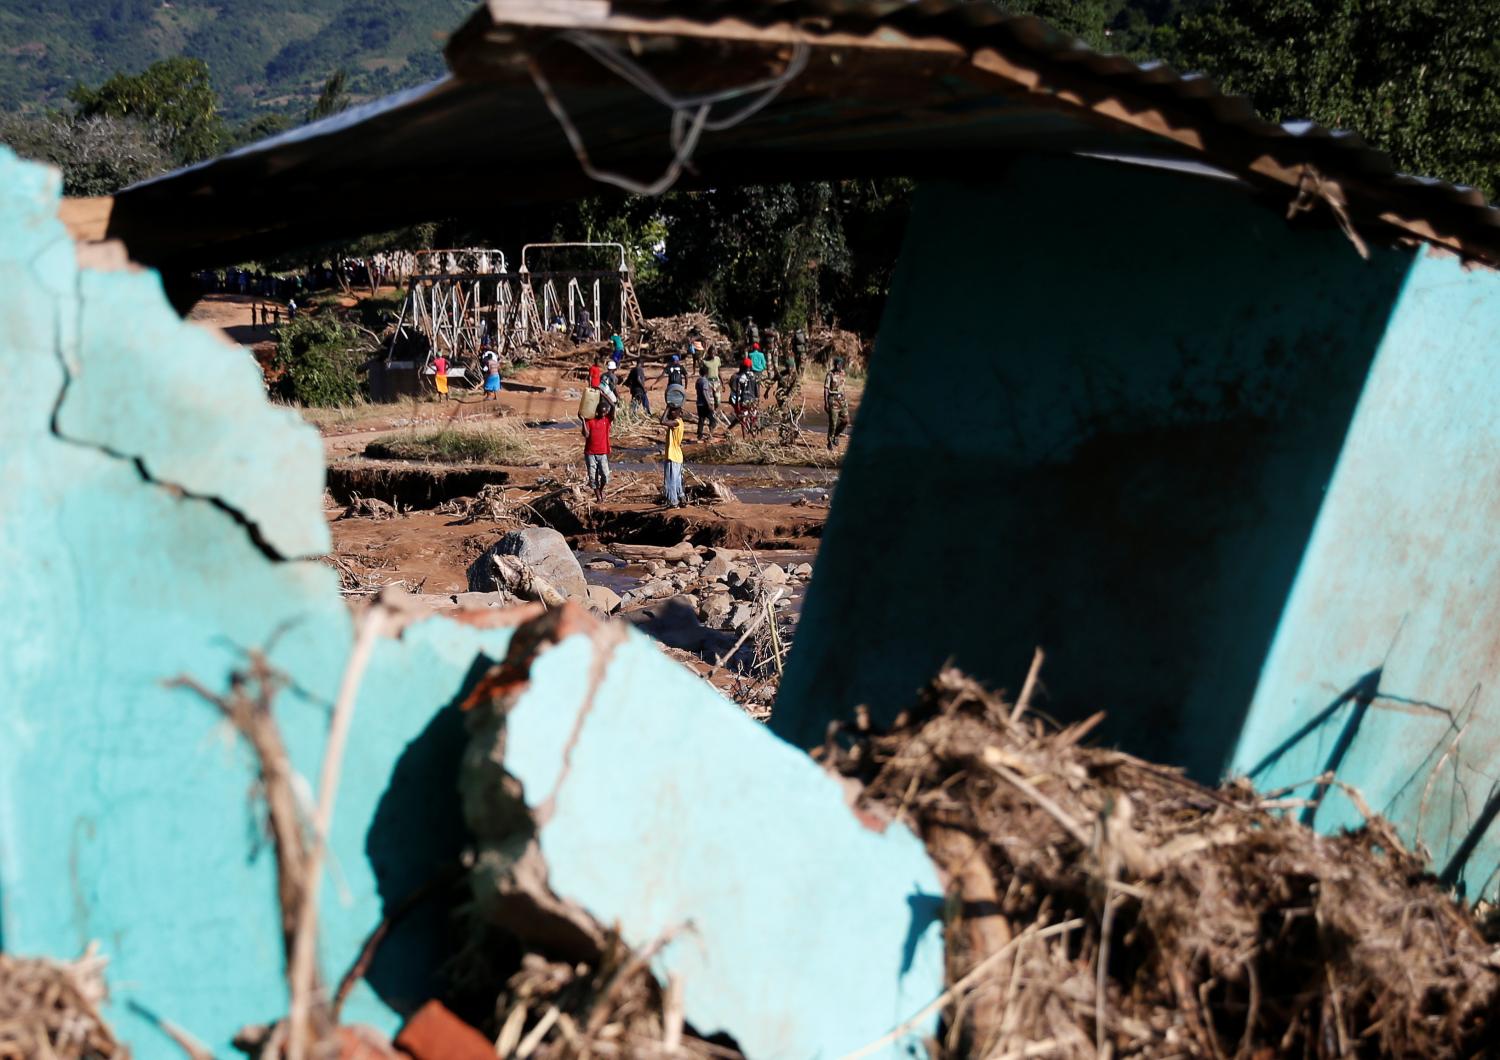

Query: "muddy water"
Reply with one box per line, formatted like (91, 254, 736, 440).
(576, 550, 647, 595)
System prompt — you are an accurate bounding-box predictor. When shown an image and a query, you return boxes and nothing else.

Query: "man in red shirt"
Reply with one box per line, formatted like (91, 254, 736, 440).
(582, 403, 613, 503)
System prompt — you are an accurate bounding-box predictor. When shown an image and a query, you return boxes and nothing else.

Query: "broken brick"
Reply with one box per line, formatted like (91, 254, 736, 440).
(394, 1001, 494, 1060)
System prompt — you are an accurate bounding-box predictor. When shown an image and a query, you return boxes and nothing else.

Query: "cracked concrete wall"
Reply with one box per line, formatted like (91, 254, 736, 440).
(0, 147, 942, 1056)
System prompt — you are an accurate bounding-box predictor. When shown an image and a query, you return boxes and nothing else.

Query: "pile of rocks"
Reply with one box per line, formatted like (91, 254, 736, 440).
(616, 546, 813, 633)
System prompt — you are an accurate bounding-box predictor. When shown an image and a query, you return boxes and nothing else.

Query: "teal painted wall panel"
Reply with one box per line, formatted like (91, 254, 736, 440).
(1232, 250, 1500, 897)
(0, 149, 492, 1052)
(0, 147, 941, 1056)
(775, 155, 1416, 784)
(508, 632, 945, 1058)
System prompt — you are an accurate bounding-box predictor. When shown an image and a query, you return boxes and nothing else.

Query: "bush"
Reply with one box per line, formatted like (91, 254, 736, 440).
(364, 421, 537, 465)
(353, 290, 405, 333)
(269, 314, 368, 407)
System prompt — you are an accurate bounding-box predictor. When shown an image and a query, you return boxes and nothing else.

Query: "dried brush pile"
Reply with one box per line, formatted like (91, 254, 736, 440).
(487, 938, 741, 1060)
(641, 314, 728, 359)
(820, 668, 1500, 1059)
(808, 326, 864, 367)
(0, 950, 126, 1060)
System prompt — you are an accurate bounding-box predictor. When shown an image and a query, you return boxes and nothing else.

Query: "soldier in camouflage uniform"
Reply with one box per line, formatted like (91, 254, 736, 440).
(823, 356, 849, 451)
(772, 339, 802, 444)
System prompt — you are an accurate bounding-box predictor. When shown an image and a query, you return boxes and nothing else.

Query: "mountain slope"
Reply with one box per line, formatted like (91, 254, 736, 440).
(0, 0, 468, 119)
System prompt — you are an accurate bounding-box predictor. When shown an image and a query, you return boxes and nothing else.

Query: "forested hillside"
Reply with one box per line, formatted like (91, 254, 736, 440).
(0, 0, 467, 119)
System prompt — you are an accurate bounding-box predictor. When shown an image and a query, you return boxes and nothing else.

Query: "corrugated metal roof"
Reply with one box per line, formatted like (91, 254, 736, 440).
(100, 0, 1500, 268)
(455, 0, 1500, 250)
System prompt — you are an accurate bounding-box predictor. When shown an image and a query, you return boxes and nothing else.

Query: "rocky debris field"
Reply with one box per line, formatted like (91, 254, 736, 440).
(393, 526, 811, 715)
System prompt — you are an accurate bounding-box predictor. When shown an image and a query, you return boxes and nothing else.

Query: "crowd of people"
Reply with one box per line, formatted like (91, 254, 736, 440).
(577, 318, 851, 509)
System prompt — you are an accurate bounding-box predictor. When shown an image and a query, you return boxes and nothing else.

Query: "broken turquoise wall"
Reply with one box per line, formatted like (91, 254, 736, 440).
(0, 149, 943, 1057)
(1229, 249, 1500, 898)
(778, 154, 1500, 895)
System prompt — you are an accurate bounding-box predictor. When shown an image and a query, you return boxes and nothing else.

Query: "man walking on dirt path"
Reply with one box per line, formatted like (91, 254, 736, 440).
(745, 316, 760, 348)
(626, 358, 652, 415)
(792, 327, 808, 372)
(700, 345, 730, 429)
(824, 356, 849, 450)
(730, 357, 760, 437)
(660, 406, 686, 508)
(433, 353, 450, 402)
(695, 363, 718, 442)
(482, 349, 502, 401)
(597, 359, 620, 408)
(583, 402, 613, 503)
(663, 354, 688, 409)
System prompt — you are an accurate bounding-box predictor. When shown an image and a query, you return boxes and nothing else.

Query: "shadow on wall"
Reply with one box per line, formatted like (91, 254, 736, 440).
(363, 654, 495, 1016)
(774, 154, 1415, 782)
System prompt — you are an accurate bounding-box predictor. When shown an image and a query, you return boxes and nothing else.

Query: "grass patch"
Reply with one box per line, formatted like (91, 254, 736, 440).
(694, 439, 843, 468)
(364, 420, 539, 465)
(294, 396, 429, 433)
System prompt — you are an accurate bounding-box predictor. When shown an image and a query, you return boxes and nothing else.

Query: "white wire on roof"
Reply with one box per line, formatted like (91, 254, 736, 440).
(526, 30, 811, 197)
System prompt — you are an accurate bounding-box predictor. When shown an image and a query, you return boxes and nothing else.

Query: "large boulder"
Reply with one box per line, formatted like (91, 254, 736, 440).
(625, 595, 736, 658)
(585, 584, 623, 615)
(467, 527, 588, 598)
(701, 549, 744, 583)
(700, 593, 734, 629)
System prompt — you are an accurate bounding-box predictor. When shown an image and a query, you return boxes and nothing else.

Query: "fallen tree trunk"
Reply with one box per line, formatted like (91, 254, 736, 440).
(609, 541, 697, 564)
(490, 554, 568, 609)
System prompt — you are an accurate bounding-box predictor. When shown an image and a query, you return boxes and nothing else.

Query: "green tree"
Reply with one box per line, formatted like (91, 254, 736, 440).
(306, 69, 351, 123)
(1166, 0, 1500, 197)
(229, 111, 295, 148)
(648, 183, 854, 332)
(270, 314, 369, 407)
(69, 56, 224, 163)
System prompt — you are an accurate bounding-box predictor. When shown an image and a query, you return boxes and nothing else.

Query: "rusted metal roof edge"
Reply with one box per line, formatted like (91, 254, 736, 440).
(458, 0, 1500, 266)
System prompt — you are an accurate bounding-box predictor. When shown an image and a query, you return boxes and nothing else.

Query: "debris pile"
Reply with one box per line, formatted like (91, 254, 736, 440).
(614, 545, 806, 636)
(0, 950, 126, 1060)
(340, 495, 398, 521)
(458, 483, 512, 524)
(819, 668, 1500, 1058)
(808, 325, 864, 367)
(686, 476, 737, 505)
(640, 313, 728, 359)
(485, 941, 738, 1059)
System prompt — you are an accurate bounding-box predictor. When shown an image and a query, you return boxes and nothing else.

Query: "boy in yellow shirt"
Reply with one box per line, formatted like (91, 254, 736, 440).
(659, 406, 686, 508)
